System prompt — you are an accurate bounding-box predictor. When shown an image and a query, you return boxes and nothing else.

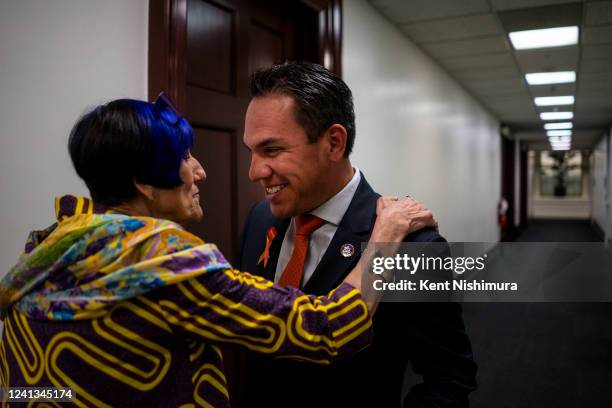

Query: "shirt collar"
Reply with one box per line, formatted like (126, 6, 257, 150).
(309, 167, 361, 226)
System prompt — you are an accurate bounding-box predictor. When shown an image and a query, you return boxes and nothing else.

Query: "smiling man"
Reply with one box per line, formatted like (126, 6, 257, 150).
(244, 94, 352, 219)
(238, 62, 477, 407)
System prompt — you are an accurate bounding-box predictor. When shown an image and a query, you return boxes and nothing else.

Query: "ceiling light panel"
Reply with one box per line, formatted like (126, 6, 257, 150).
(544, 122, 573, 130)
(535, 96, 575, 106)
(540, 112, 574, 120)
(549, 136, 572, 143)
(509, 26, 579, 50)
(547, 130, 572, 137)
(525, 71, 576, 85)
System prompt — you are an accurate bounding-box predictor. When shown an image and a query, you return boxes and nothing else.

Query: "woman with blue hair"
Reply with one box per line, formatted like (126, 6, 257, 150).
(0, 93, 435, 407)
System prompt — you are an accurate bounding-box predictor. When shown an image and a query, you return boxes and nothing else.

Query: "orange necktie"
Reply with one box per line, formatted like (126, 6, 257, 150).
(278, 214, 325, 288)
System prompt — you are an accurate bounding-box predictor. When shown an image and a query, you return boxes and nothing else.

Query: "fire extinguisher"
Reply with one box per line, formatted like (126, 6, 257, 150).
(498, 197, 509, 228)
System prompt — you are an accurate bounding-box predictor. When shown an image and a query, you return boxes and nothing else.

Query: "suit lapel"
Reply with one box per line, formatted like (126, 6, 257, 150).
(303, 176, 380, 295)
(303, 226, 369, 295)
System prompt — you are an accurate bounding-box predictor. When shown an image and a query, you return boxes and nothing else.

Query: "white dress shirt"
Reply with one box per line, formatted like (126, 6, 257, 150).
(274, 167, 362, 287)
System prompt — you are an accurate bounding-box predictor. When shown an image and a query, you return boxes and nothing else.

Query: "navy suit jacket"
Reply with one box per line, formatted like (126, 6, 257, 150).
(236, 175, 477, 407)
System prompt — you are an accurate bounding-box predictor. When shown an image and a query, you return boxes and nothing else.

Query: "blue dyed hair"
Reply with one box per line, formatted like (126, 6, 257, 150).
(68, 97, 194, 205)
(129, 99, 194, 187)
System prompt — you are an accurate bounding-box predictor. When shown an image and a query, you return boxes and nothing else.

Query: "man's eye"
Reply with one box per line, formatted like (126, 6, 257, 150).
(265, 147, 282, 154)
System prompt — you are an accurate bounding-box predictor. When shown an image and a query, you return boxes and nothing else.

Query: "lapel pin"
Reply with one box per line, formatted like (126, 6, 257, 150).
(258, 226, 277, 268)
(340, 243, 355, 258)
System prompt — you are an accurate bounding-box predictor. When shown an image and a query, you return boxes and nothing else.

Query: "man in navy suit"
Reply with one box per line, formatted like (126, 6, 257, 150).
(238, 62, 477, 407)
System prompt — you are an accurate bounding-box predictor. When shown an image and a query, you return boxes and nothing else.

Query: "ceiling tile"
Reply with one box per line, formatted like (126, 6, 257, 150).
(529, 83, 576, 96)
(585, 1, 612, 26)
(423, 36, 510, 58)
(578, 81, 612, 96)
(579, 70, 612, 82)
(464, 77, 529, 96)
(582, 44, 612, 59)
(491, 0, 583, 12)
(442, 52, 514, 70)
(533, 106, 576, 115)
(572, 132, 607, 149)
(399, 14, 501, 43)
(573, 112, 611, 127)
(516, 130, 547, 142)
(582, 25, 612, 44)
(496, 2, 582, 32)
(367, 0, 609, 145)
(368, 0, 490, 24)
(488, 105, 539, 121)
(580, 58, 612, 73)
(495, 112, 539, 127)
(515, 46, 579, 72)
(481, 95, 533, 105)
(486, 100, 535, 112)
(453, 66, 522, 80)
(576, 95, 612, 110)
(575, 106, 612, 116)
(522, 130, 600, 149)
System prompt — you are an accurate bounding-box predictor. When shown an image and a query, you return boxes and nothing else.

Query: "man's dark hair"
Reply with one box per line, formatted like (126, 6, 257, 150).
(250, 61, 356, 157)
(68, 99, 193, 206)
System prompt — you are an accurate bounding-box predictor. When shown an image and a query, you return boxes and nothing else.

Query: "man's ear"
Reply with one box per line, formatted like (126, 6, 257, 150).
(324, 124, 347, 161)
(134, 180, 155, 201)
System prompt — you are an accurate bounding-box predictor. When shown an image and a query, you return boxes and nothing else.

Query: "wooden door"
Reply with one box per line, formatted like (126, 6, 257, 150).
(519, 141, 528, 228)
(149, 0, 341, 263)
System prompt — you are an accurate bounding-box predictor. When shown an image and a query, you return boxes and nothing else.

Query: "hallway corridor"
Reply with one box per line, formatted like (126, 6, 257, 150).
(515, 219, 603, 242)
(461, 218, 611, 408)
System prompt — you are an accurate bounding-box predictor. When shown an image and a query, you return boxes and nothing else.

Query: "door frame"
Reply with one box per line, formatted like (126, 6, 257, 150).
(148, 0, 342, 108)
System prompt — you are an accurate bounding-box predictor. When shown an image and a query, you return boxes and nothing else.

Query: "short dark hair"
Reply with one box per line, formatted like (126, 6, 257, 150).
(68, 98, 193, 206)
(250, 62, 356, 157)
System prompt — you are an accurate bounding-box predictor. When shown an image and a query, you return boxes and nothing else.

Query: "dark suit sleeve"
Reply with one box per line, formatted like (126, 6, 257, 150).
(236, 201, 269, 274)
(401, 228, 478, 407)
(235, 202, 256, 271)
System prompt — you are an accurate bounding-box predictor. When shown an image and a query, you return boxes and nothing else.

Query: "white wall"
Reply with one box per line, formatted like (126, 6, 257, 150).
(343, 0, 501, 242)
(0, 0, 148, 274)
(591, 132, 609, 237)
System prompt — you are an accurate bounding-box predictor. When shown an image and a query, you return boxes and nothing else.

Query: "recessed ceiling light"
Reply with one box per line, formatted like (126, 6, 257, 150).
(547, 130, 572, 137)
(541, 112, 573, 120)
(525, 71, 576, 85)
(549, 136, 572, 143)
(509, 26, 579, 50)
(550, 145, 572, 150)
(535, 96, 575, 106)
(544, 122, 573, 130)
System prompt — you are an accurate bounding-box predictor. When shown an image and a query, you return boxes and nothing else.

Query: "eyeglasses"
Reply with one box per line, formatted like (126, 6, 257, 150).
(152, 91, 182, 125)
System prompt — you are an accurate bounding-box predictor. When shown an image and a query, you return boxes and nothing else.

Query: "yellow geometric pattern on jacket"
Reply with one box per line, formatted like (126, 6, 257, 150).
(1, 230, 372, 406)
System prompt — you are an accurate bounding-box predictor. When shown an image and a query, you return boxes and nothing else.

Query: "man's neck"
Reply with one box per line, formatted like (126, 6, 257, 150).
(331, 161, 355, 195)
(310, 160, 354, 211)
